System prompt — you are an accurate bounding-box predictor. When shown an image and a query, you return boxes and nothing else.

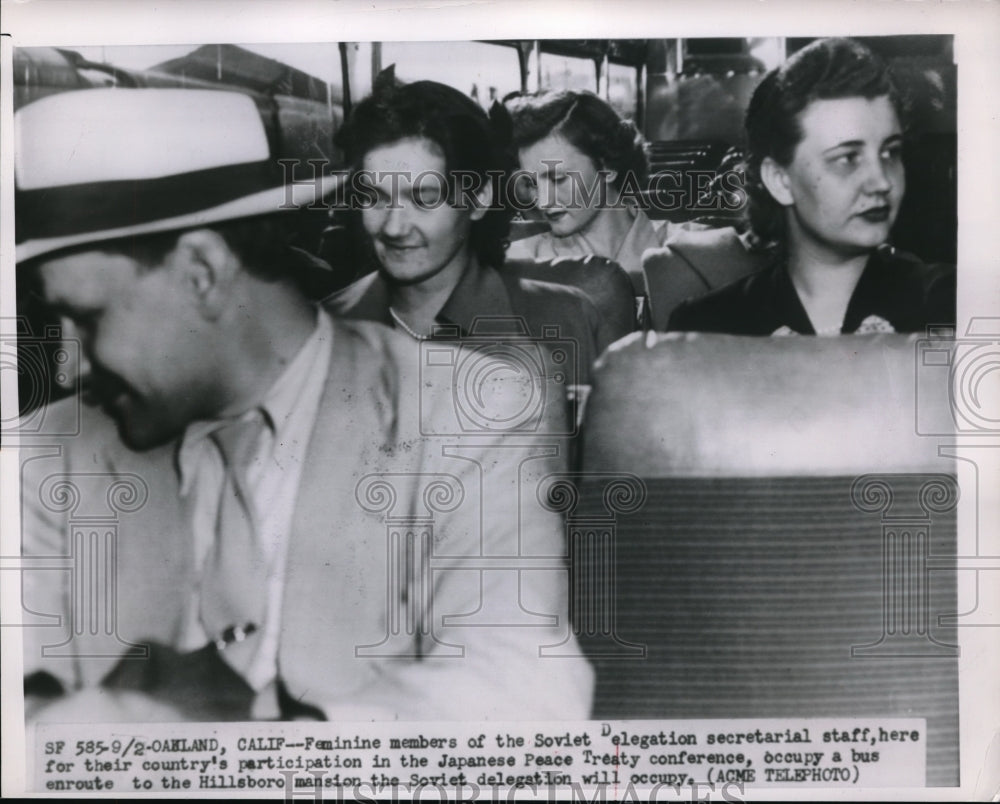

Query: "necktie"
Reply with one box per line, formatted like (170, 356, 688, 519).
(199, 411, 269, 666)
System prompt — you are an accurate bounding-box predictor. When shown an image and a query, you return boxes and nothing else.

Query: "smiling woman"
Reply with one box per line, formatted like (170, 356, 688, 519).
(667, 38, 956, 336)
(361, 137, 484, 308)
(324, 72, 614, 383)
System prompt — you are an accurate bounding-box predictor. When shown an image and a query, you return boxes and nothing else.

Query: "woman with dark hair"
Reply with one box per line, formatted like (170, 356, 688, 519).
(325, 72, 613, 379)
(668, 38, 955, 335)
(506, 90, 672, 292)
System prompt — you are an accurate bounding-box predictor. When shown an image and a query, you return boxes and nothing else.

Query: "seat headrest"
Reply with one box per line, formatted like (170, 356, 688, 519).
(642, 227, 767, 330)
(505, 255, 636, 340)
(582, 332, 954, 476)
(505, 254, 630, 291)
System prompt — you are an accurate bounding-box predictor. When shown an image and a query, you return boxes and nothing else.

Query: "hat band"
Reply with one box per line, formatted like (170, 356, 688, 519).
(16, 160, 283, 245)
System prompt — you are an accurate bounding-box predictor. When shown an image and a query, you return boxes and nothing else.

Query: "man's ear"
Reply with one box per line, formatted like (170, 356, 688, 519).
(168, 229, 239, 317)
(760, 157, 794, 207)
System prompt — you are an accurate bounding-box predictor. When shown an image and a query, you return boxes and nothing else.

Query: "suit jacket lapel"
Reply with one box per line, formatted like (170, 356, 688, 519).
(279, 320, 409, 698)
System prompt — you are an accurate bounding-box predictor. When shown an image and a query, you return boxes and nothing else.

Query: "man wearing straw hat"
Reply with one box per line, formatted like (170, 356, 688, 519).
(15, 86, 592, 722)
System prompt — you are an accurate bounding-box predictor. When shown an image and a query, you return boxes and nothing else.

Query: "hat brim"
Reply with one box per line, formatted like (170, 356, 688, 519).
(16, 172, 346, 264)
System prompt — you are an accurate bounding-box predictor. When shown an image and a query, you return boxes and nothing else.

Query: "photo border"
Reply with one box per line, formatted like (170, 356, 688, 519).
(2, 1, 997, 800)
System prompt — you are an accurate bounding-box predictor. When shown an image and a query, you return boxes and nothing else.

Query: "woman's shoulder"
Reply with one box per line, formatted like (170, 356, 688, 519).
(878, 247, 954, 283)
(868, 246, 956, 330)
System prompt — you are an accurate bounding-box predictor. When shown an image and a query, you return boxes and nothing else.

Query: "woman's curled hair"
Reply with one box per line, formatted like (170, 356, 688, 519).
(506, 90, 649, 192)
(743, 38, 904, 248)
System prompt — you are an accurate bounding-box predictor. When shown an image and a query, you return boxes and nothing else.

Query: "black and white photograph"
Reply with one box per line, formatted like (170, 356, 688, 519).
(1, 1, 997, 800)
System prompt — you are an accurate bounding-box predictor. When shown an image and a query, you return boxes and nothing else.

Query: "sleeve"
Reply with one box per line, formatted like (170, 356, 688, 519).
(18, 402, 88, 695)
(19, 400, 155, 704)
(20, 448, 77, 692)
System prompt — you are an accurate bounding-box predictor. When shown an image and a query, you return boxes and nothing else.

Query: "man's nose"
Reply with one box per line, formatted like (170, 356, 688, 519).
(54, 319, 91, 390)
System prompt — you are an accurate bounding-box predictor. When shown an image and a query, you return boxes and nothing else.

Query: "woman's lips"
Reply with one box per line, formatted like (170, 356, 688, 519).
(380, 241, 422, 254)
(857, 206, 890, 223)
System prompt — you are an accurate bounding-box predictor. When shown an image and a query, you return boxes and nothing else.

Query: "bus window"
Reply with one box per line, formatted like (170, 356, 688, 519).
(607, 61, 637, 120)
(747, 37, 785, 72)
(539, 50, 596, 93)
(71, 44, 199, 72)
(343, 42, 374, 101)
(380, 40, 520, 106)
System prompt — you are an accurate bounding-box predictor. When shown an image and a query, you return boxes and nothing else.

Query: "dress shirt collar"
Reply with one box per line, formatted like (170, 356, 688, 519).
(333, 259, 519, 340)
(435, 259, 516, 337)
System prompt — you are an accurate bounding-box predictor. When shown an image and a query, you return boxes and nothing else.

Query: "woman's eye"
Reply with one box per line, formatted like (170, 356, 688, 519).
(833, 151, 860, 167)
(882, 144, 903, 162)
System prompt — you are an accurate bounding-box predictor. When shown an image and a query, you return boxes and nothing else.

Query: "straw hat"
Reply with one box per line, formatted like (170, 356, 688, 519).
(15, 87, 344, 263)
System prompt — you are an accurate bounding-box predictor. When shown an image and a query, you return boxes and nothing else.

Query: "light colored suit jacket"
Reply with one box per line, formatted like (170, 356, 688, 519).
(20, 318, 593, 720)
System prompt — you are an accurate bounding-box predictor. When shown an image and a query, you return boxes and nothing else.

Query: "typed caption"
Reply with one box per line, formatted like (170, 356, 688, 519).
(32, 718, 925, 797)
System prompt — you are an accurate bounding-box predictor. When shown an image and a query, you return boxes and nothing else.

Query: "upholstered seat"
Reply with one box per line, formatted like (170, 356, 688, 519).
(643, 227, 768, 330)
(506, 254, 638, 343)
(570, 332, 959, 786)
